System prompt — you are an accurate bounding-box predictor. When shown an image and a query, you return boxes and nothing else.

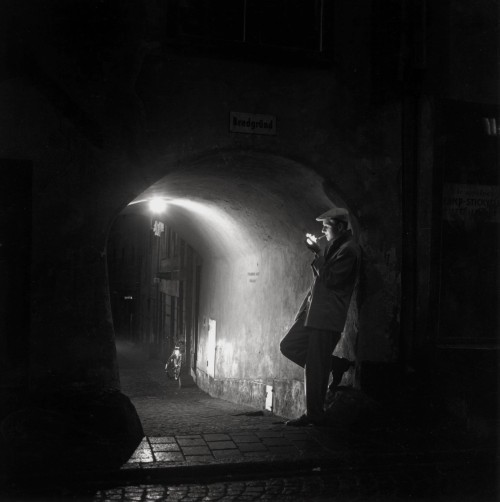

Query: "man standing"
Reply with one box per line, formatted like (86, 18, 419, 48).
(280, 207, 361, 426)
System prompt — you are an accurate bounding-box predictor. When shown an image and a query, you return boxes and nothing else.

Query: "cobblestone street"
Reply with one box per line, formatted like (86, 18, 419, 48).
(117, 340, 345, 467)
(118, 341, 288, 437)
(2, 342, 496, 501)
(87, 341, 495, 502)
(90, 460, 496, 502)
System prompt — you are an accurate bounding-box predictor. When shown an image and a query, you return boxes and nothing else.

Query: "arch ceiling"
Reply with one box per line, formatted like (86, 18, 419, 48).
(124, 152, 337, 260)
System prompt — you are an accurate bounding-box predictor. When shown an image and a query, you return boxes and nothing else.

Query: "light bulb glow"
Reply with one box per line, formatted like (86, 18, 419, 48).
(149, 197, 167, 214)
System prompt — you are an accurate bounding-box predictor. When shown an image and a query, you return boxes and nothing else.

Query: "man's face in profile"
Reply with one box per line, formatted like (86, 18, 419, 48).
(321, 222, 334, 241)
(322, 220, 344, 241)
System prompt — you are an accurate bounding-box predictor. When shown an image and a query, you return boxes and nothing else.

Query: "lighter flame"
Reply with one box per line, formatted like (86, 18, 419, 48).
(306, 233, 325, 243)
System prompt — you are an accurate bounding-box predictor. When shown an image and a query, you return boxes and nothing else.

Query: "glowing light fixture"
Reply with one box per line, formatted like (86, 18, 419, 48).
(149, 197, 168, 214)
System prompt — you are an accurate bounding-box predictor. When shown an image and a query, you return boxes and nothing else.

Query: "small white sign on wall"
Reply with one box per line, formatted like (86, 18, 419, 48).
(207, 318, 216, 378)
(265, 385, 273, 412)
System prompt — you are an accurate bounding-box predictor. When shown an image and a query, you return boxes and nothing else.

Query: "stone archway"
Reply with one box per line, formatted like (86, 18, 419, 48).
(116, 149, 357, 418)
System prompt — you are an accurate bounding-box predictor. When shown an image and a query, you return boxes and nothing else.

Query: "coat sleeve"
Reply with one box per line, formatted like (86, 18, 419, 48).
(320, 247, 358, 291)
(294, 291, 311, 321)
(311, 255, 324, 276)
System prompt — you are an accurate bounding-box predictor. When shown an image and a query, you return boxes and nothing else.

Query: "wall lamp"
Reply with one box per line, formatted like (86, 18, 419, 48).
(148, 197, 168, 214)
(127, 196, 169, 214)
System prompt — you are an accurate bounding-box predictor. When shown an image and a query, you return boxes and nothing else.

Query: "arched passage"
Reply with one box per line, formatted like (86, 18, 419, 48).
(111, 150, 355, 418)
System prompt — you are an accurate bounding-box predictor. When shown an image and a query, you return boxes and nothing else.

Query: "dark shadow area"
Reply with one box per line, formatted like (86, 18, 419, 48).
(0, 386, 144, 489)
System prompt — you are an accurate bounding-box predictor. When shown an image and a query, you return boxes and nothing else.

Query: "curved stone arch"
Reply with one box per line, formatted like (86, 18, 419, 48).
(113, 148, 361, 415)
(124, 148, 359, 260)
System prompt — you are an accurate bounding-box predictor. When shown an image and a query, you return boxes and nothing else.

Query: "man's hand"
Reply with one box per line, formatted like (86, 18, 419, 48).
(305, 236, 320, 254)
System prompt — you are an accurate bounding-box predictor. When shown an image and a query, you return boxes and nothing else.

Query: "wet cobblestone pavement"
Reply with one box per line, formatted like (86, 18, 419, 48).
(1, 341, 497, 501)
(90, 341, 496, 501)
(117, 341, 353, 469)
(91, 465, 496, 502)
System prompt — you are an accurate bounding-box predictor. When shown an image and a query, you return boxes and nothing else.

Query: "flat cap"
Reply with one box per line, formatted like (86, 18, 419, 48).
(316, 207, 349, 222)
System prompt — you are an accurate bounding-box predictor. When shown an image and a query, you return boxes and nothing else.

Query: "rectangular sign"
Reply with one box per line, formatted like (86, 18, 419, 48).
(229, 111, 276, 135)
(443, 183, 500, 222)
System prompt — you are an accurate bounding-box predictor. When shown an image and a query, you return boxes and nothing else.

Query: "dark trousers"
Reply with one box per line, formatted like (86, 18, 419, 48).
(280, 311, 341, 421)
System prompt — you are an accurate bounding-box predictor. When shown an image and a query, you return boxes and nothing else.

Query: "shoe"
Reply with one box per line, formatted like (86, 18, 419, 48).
(285, 414, 325, 427)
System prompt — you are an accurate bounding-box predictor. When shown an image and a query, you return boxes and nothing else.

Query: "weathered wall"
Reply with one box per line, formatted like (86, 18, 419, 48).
(0, 55, 402, 417)
(0, 1, 405, 466)
(0, 78, 145, 477)
(0, 0, 497, 471)
(137, 55, 402, 371)
(0, 78, 118, 391)
(127, 144, 400, 418)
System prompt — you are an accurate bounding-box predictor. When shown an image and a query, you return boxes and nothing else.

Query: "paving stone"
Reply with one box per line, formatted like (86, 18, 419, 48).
(203, 433, 231, 441)
(231, 434, 261, 443)
(153, 451, 185, 462)
(151, 442, 180, 452)
(128, 450, 154, 463)
(237, 442, 268, 452)
(206, 440, 237, 450)
(181, 446, 212, 456)
(177, 437, 207, 447)
(149, 436, 176, 443)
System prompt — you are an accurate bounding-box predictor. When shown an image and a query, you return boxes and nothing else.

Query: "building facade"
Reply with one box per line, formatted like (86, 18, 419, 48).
(0, 0, 498, 473)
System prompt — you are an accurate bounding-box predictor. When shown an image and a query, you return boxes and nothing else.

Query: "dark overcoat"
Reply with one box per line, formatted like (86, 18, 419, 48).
(296, 231, 361, 332)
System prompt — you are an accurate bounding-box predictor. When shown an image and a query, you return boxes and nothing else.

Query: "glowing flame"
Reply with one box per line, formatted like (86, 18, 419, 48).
(306, 233, 325, 244)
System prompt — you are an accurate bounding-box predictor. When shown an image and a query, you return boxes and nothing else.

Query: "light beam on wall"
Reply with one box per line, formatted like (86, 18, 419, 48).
(149, 197, 168, 214)
(168, 198, 257, 258)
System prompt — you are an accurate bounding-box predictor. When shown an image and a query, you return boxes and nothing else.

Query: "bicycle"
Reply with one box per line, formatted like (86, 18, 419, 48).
(165, 346, 182, 387)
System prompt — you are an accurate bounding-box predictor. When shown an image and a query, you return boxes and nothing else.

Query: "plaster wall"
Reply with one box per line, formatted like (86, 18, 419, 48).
(194, 249, 311, 417)
(0, 53, 403, 414)
(197, 249, 310, 382)
(0, 1, 403, 423)
(137, 55, 403, 363)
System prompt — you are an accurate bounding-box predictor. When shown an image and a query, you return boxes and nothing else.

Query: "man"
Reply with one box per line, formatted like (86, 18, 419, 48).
(280, 207, 361, 426)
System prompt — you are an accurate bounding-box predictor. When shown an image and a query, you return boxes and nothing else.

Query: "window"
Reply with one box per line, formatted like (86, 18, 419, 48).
(433, 100, 500, 345)
(165, 0, 332, 56)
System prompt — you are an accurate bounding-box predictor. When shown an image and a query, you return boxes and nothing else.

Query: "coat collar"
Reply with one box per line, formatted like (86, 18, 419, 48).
(324, 230, 352, 259)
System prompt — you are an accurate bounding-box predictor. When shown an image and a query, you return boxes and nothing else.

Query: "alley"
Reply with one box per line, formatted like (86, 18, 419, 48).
(117, 338, 289, 436)
(116, 339, 342, 463)
(102, 340, 497, 502)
